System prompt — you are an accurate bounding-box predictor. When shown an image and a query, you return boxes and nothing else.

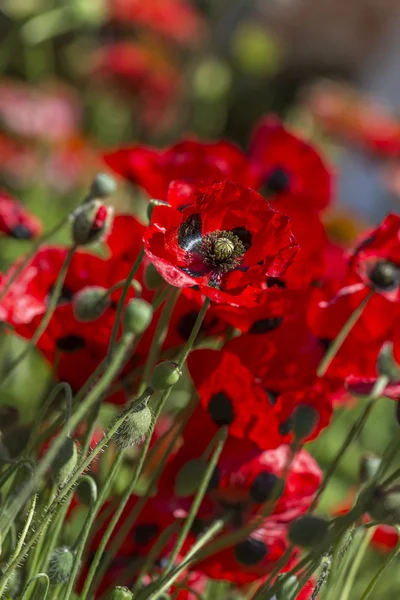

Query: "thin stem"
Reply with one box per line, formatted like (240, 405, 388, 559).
(61, 452, 125, 600)
(338, 527, 375, 600)
(138, 288, 179, 395)
(0, 245, 76, 389)
(107, 247, 145, 359)
(359, 528, 400, 600)
(20, 573, 49, 600)
(309, 375, 389, 511)
(178, 297, 210, 369)
(164, 426, 228, 573)
(317, 291, 373, 377)
(0, 216, 69, 303)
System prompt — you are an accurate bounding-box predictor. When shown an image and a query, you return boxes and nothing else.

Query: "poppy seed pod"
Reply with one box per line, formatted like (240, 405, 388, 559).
(71, 200, 114, 246)
(90, 173, 117, 199)
(114, 403, 153, 450)
(174, 458, 208, 497)
(48, 546, 74, 583)
(293, 404, 319, 441)
(52, 437, 78, 486)
(369, 260, 400, 291)
(377, 342, 400, 382)
(73, 286, 110, 322)
(144, 262, 165, 290)
(150, 360, 181, 391)
(109, 586, 134, 600)
(123, 299, 153, 335)
(288, 515, 329, 548)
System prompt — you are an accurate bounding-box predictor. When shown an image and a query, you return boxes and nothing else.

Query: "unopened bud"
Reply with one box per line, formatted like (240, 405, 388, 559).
(288, 515, 329, 548)
(73, 286, 110, 322)
(367, 485, 400, 524)
(48, 546, 74, 583)
(77, 475, 98, 506)
(71, 200, 113, 246)
(293, 404, 319, 441)
(174, 458, 208, 497)
(369, 260, 400, 291)
(377, 342, 400, 382)
(114, 403, 153, 450)
(109, 586, 133, 600)
(90, 173, 117, 199)
(52, 437, 78, 485)
(276, 575, 299, 599)
(360, 453, 382, 484)
(144, 263, 165, 290)
(150, 361, 181, 391)
(123, 299, 153, 335)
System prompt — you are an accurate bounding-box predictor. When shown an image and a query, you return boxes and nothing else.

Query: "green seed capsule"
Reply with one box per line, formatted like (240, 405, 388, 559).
(48, 546, 74, 583)
(150, 361, 181, 391)
(143, 263, 165, 290)
(90, 173, 117, 198)
(73, 286, 110, 322)
(114, 404, 153, 450)
(71, 200, 113, 246)
(108, 586, 133, 599)
(288, 515, 329, 548)
(123, 299, 153, 335)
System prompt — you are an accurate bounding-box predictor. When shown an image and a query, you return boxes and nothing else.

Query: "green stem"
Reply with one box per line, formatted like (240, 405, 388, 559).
(138, 288, 179, 395)
(0, 245, 76, 389)
(177, 297, 210, 369)
(20, 573, 49, 600)
(309, 375, 389, 511)
(317, 291, 373, 377)
(0, 216, 69, 303)
(61, 452, 125, 600)
(338, 527, 375, 600)
(359, 528, 400, 600)
(107, 247, 145, 359)
(164, 426, 228, 573)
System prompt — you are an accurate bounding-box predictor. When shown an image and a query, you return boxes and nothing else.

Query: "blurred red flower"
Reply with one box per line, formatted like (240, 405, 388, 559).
(0, 190, 42, 239)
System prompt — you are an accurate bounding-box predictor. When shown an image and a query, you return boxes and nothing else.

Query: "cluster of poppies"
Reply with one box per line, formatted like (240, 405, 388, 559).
(2, 114, 400, 598)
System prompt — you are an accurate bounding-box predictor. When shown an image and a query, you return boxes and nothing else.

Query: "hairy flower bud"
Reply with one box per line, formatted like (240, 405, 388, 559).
(71, 200, 113, 246)
(144, 263, 165, 290)
(123, 299, 153, 335)
(288, 515, 329, 548)
(109, 586, 134, 600)
(150, 361, 181, 391)
(377, 342, 400, 382)
(90, 173, 117, 199)
(77, 475, 98, 506)
(3, 568, 22, 597)
(369, 260, 400, 291)
(48, 546, 74, 583)
(292, 404, 319, 441)
(114, 404, 153, 450)
(73, 286, 110, 322)
(174, 458, 208, 497)
(52, 437, 78, 486)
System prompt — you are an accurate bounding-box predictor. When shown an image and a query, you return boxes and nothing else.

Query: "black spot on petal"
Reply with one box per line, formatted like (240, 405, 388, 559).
(279, 419, 293, 437)
(250, 471, 279, 503)
(265, 389, 279, 406)
(235, 538, 268, 565)
(249, 317, 283, 334)
(177, 311, 199, 340)
(265, 167, 291, 194)
(49, 285, 74, 306)
(230, 227, 252, 251)
(208, 466, 220, 491)
(208, 392, 235, 426)
(56, 335, 86, 352)
(178, 214, 203, 252)
(133, 523, 160, 546)
(266, 277, 286, 289)
(10, 224, 33, 239)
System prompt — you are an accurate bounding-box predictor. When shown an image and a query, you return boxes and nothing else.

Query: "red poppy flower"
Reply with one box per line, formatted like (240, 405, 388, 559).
(104, 140, 254, 202)
(109, 0, 206, 47)
(371, 525, 399, 552)
(143, 181, 298, 304)
(0, 190, 42, 239)
(248, 115, 332, 213)
(186, 349, 283, 451)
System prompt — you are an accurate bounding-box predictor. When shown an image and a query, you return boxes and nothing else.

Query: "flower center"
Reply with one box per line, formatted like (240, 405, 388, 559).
(200, 230, 246, 272)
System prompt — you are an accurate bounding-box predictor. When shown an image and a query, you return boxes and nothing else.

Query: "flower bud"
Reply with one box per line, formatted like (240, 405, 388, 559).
(360, 453, 382, 484)
(114, 404, 153, 450)
(288, 515, 329, 548)
(77, 475, 98, 506)
(108, 586, 133, 600)
(369, 260, 400, 291)
(377, 342, 400, 382)
(150, 361, 181, 391)
(292, 404, 318, 441)
(73, 286, 110, 322)
(52, 437, 78, 486)
(367, 485, 400, 524)
(174, 458, 208, 497)
(48, 546, 74, 583)
(144, 263, 165, 290)
(90, 173, 117, 199)
(71, 200, 113, 246)
(123, 299, 153, 335)
(275, 575, 299, 599)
